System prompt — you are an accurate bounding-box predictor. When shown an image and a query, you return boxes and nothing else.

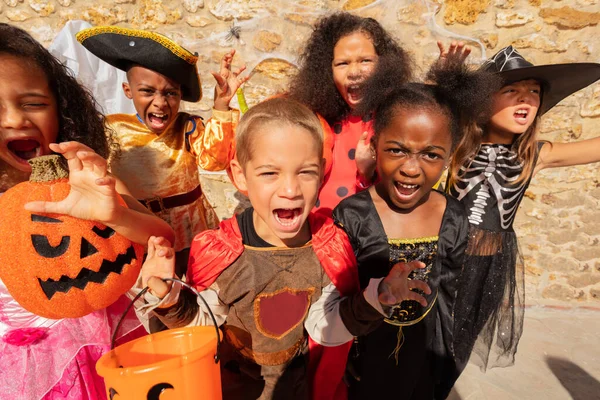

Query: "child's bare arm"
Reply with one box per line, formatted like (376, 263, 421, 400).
(24, 142, 175, 246)
(535, 136, 600, 175)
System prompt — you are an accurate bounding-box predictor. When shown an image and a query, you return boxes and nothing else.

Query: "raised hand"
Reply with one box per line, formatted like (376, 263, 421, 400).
(378, 261, 432, 307)
(437, 40, 471, 66)
(355, 131, 376, 184)
(142, 236, 175, 298)
(24, 141, 121, 223)
(212, 49, 250, 111)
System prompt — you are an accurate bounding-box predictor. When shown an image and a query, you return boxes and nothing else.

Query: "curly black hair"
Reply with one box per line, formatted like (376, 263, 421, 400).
(288, 12, 412, 124)
(358, 55, 502, 183)
(0, 23, 117, 160)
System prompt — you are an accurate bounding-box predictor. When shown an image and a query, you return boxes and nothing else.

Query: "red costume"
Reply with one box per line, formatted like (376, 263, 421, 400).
(316, 115, 374, 216)
(187, 213, 359, 400)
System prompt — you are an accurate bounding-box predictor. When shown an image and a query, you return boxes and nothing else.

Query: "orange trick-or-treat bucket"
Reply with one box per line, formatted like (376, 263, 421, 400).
(97, 279, 222, 400)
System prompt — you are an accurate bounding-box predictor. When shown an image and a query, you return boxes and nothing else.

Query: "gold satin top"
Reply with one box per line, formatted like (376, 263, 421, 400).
(107, 110, 238, 251)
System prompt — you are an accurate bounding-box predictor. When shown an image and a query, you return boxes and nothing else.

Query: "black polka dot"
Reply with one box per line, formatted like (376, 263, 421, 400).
(362, 113, 373, 123)
(348, 148, 356, 160)
(334, 123, 342, 134)
(336, 186, 349, 198)
(315, 198, 321, 208)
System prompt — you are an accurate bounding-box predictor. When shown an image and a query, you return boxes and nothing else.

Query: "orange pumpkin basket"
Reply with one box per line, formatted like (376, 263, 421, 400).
(96, 279, 222, 400)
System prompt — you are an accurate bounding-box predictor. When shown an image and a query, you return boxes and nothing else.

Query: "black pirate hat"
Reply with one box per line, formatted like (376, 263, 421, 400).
(481, 46, 600, 115)
(76, 26, 201, 102)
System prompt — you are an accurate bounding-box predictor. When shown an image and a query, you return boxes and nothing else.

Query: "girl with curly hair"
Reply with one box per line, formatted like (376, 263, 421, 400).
(0, 23, 173, 399)
(332, 55, 501, 399)
(289, 13, 468, 216)
(288, 13, 412, 215)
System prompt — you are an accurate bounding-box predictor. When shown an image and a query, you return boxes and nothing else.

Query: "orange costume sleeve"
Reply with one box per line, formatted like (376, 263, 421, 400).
(187, 109, 240, 171)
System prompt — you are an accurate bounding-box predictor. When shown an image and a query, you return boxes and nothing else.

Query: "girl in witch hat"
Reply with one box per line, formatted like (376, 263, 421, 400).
(445, 45, 600, 394)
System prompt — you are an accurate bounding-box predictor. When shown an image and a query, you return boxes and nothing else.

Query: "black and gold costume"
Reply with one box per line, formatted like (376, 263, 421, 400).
(333, 190, 468, 399)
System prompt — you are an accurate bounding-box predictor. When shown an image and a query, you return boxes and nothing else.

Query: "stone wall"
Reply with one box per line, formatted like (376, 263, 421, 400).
(2, 0, 599, 304)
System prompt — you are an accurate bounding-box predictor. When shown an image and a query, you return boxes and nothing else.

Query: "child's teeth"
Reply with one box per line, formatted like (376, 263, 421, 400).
(398, 183, 417, 189)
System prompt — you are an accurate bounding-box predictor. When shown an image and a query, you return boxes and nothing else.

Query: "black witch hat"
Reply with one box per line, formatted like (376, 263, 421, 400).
(481, 46, 600, 115)
(76, 26, 202, 102)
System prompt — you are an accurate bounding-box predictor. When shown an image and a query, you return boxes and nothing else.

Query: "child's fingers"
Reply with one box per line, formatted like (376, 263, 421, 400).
(233, 65, 247, 77)
(378, 291, 398, 306)
(95, 175, 116, 189)
(211, 71, 227, 90)
(153, 236, 173, 248)
(156, 246, 174, 259)
(436, 40, 446, 56)
(78, 151, 107, 177)
(146, 236, 157, 258)
(405, 291, 428, 307)
(147, 276, 171, 299)
(408, 279, 431, 295)
(358, 131, 369, 145)
(391, 260, 425, 276)
(24, 200, 66, 215)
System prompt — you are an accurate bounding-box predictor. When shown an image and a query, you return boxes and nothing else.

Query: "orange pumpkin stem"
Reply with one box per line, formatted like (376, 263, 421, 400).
(28, 155, 69, 183)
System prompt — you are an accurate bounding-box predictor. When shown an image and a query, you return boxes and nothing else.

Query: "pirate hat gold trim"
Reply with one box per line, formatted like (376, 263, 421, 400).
(482, 46, 600, 115)
(77, 26, 202, 102)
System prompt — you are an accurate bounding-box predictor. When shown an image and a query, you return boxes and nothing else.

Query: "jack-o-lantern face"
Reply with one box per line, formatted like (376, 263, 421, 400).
(109, 383, 175, 400)
(0, 155, 144, 319)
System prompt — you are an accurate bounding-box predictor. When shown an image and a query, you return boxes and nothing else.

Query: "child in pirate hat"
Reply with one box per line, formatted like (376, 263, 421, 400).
(444, 45, 600, 396)
(77, 26, 248, 282)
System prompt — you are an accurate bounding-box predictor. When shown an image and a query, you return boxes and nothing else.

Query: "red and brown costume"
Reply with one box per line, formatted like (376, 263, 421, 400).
(186, 212, 359, 400)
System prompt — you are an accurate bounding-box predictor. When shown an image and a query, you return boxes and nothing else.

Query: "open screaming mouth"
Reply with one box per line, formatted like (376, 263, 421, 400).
(37, 245, 137, 299)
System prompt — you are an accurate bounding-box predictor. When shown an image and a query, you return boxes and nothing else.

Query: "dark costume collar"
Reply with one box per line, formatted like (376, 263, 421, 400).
(76, 26, 201, 102)
(481, 46, 600, 115)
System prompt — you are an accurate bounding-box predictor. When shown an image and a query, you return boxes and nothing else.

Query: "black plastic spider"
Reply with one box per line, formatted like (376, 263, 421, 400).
(226, 23, 242, 41)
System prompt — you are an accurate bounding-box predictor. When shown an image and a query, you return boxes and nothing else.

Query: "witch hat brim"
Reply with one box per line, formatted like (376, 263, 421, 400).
(498, 63, 600, 115)
(76, 26, 201, 102)
(482, 46, 600, 115)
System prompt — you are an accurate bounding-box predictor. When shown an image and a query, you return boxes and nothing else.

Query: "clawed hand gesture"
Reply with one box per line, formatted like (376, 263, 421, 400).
(437, 40, 471, 66)
(212, 49, 250, 111)
(378, 261, 432, 307)
(25, 141, 121, 224)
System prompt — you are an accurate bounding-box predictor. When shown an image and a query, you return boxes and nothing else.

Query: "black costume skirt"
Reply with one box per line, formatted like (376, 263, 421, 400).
(453, 226, 525, 371)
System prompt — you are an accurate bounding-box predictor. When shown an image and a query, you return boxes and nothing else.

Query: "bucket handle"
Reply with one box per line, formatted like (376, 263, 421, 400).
(111, 277, 221, 363)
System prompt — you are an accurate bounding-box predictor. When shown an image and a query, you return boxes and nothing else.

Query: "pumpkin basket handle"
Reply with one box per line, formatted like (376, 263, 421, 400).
(111, 277, 221, 363)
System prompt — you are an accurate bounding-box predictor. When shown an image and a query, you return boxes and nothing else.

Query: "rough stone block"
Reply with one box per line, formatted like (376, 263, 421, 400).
(444, 0, 490, 25)
(28, 0, 54, 15)
(6, 9, 32, 20)
(540, 6, 600, 29)
(253, 30, 282, 53)
(567, 273, 600, 288)
(185, 15, 211, 27)
(580, 85, 600, 118)
(4, 0, 22, 7)
(343, 0, 376, 10)
(397, 2, 431, 26)
(541, 283, 583, 301)
(590, 286, 600, 301)
(496, 10, 535, 27)
(512, 33, 567, 53)
(183, 0, 204, 13)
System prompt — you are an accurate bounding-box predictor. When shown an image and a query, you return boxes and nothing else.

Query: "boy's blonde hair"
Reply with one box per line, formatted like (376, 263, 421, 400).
(235, 97, 324, 167)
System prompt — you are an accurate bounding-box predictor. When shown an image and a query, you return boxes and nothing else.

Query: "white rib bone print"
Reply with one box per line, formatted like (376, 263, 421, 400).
(452, 145, 527, 230)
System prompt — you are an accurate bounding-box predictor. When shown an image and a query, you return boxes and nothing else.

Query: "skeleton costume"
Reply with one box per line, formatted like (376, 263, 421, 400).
(448, 46, 600, 375)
